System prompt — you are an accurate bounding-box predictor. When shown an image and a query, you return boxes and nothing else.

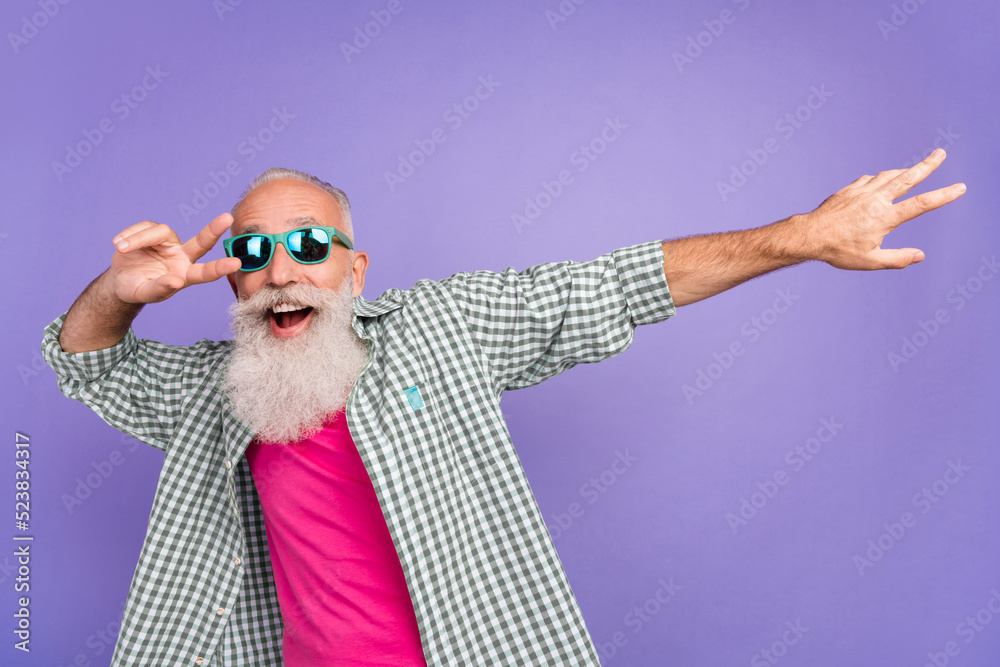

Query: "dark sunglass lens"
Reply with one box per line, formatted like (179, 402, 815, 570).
(289, 228, 330, 263)
(232, 235, 271, 270)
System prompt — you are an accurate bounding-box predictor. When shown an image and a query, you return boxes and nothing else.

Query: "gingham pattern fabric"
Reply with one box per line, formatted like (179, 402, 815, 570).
(42, 239, 676, 666)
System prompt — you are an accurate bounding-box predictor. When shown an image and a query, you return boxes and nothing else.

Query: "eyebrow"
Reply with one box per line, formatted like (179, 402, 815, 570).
(239, 217, 323, 235)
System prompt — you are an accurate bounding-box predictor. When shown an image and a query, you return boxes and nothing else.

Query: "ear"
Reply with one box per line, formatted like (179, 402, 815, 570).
(351, 250, 369, 298)
(227, 272, 239, 299)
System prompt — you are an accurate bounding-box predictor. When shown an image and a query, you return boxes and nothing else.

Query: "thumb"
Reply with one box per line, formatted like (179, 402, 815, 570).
(134, 273, 186, 303)
(877, 248, 924, 270)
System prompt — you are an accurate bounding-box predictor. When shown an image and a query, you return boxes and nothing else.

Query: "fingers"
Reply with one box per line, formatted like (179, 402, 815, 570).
(881, 148, 947, 201)
(186, 256, 243, 286)
(113, 221, 159, 249)
(183, 212, 234, 262)
(114, 222, 181, 253)
(862, 169, 905, 189)
(892, 182, 967, 223)
(871, 247, 926, 270)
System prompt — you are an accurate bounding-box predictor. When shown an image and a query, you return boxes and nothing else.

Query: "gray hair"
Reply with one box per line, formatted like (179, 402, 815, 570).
(230, 167, 354, 245)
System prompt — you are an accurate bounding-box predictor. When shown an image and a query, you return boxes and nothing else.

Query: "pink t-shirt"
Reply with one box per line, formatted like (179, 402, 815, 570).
(244, 407, 427, 666)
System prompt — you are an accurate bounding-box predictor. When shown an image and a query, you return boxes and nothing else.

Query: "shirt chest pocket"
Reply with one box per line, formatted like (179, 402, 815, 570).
(382, 375, 490, 493)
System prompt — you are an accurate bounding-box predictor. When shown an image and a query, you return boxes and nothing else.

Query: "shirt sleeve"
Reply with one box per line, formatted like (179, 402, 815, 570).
(437, 239, 676, 392)
(41, 311, 230, 452)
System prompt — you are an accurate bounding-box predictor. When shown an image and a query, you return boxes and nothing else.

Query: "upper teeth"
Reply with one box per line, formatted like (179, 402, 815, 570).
(272, 303, 302, 313)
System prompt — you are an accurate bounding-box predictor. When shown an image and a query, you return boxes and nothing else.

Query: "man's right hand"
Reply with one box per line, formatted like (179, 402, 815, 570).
(56, 212, 244, 353)
(110, 212, 243, 304)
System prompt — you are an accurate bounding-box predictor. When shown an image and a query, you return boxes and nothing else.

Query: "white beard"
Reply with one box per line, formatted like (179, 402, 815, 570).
(220, 277, 371, 445)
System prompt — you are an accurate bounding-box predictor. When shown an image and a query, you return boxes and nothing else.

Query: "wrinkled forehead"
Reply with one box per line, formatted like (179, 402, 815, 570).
(238, 216, 328, 236)
(231, 179, 341, 236)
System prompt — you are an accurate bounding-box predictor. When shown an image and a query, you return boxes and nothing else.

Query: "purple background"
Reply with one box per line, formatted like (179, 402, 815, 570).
(3, 0, 998, 665)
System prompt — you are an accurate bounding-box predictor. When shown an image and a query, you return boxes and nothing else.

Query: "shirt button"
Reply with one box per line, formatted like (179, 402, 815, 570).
(224, 459, 232, 470)
(234, 557, 242, 565)
(195, 659, 205, 665)
(216, 607, 226, 615)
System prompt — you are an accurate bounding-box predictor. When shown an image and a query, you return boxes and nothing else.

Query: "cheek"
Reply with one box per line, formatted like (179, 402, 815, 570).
(302, 265, 340, 290)
(237, 275, 262, 300)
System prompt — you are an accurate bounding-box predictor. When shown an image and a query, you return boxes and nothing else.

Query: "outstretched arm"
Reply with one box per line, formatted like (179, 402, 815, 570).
(661, 148, 967, 307)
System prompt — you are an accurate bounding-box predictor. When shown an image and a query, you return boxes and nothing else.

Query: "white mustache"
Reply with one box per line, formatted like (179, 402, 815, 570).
(238, 282, 327, 319)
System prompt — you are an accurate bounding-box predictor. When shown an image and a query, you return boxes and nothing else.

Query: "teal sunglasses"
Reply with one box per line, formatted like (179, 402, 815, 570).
(223, 226, 353, 272)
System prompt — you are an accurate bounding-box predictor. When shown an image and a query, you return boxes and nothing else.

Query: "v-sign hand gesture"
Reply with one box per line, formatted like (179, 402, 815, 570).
(110, 213, 244, 303)
(806, 148, 966, 270)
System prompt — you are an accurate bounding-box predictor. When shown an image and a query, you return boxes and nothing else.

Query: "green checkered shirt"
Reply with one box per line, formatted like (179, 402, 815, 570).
(42, 239, 676, 666)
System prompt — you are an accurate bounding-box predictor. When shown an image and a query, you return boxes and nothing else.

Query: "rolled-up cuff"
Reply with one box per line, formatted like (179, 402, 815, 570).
(41, 311, 138, 382)
(612, 240, 677, 327)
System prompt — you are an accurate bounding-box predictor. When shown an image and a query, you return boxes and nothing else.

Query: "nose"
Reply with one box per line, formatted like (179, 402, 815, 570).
(263, 241, 302, 287)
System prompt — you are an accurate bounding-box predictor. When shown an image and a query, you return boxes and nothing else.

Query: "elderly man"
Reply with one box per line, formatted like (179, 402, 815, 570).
(43, 152, 964, 666)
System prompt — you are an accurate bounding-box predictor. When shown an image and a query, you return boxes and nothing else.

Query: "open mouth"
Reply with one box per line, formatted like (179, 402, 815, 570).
(269, 303, 315, 338)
